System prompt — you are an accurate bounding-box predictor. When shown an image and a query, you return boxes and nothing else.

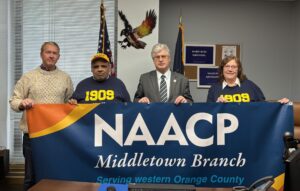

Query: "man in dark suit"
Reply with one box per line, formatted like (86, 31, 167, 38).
(134, 43, 193, 104)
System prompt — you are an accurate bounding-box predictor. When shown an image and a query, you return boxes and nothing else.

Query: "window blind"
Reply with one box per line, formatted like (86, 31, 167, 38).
(9, 0, 116, 163)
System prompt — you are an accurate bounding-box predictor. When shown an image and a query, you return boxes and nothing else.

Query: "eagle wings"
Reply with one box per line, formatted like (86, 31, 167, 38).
(118, 10, 157, 49)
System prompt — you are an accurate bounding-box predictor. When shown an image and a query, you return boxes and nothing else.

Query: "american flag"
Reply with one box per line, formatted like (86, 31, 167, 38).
(97, 2, 116, 76)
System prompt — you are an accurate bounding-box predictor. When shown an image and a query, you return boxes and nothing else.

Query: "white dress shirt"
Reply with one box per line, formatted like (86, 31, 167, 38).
(222, 78, 241, 89)
(156, 70, 171, 100)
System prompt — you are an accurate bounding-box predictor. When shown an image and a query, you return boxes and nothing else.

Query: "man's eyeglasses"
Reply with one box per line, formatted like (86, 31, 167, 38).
(153, 55, 169, 60)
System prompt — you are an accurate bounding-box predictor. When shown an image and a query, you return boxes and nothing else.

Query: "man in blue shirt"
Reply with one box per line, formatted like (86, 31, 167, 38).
(70, 53, 131, 103)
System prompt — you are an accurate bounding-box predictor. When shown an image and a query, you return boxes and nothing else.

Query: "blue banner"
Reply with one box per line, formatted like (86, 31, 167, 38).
(27, 103, 293, 189)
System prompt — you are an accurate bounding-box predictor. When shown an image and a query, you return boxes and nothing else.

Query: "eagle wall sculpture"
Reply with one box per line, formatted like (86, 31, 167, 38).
(118, 9, 157, 49)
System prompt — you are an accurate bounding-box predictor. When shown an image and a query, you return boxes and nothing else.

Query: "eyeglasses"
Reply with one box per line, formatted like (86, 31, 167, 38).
(153, 55, 169, 60)
(224, 65, 238, 70)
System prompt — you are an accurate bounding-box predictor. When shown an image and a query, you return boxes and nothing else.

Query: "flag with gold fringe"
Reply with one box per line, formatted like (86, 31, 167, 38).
(173, 17, 184, 74)
(97, 1, 116, 76)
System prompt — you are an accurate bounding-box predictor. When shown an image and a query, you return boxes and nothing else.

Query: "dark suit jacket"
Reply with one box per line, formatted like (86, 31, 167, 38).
(134, 70, 193, 102)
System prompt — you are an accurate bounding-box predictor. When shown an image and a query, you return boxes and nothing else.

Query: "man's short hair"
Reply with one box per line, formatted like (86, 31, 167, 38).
(40, 41, 60, 54)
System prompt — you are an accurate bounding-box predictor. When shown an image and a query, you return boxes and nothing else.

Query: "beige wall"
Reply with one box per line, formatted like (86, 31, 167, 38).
(292, 0, 300, 100)
(159, 0, 297, 102)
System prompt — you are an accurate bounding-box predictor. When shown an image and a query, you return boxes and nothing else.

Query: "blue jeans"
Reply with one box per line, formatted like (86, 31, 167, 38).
(23, 133, 35, 191)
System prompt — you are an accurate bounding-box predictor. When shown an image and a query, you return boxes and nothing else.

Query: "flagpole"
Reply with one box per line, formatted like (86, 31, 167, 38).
(173, 11, 184, 74)
(100, 0, 106, 53)
(179, 10, 184, 74)
(180, 14, 184, 74)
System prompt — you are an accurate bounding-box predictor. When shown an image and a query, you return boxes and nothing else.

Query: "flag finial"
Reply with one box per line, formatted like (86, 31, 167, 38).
(179, 9, 182, 24)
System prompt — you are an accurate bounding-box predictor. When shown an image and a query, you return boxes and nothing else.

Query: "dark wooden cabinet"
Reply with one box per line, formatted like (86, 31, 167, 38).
(0, 149, 9, 179)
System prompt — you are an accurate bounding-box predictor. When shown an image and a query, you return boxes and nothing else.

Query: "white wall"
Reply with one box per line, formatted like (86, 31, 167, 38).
(117, 0, 159, 99)
(0, 0, 9, 147)
(159, 0, 296, 102)
(292, 0, 300, 100)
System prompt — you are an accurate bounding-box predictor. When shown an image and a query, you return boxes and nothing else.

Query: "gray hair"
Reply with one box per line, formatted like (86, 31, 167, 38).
(151, 43, 170, 59)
